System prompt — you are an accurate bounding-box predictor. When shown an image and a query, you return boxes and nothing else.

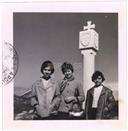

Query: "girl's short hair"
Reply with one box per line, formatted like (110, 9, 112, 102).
(92, 71, 105, 82)
(41, 60, 54, 74)
(61, 62, 74, 74)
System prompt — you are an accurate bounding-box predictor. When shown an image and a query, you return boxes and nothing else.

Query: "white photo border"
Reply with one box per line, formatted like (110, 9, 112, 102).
(1, 1, 127, 130)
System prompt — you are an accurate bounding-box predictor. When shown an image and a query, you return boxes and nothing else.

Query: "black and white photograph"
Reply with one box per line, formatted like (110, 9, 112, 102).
(1, 1, 127, 130)
(13, 13, 118, 120)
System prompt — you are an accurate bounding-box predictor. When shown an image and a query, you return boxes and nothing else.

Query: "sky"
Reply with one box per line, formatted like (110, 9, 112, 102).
(13, 13, 118, 92)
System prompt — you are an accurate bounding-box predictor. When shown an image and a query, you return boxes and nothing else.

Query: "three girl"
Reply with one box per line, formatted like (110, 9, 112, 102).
(30, 61, 116, 120)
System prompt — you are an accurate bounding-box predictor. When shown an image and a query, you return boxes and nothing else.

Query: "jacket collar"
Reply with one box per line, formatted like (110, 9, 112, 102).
(63, 76, 75, 82)
(38, 77, 55, 90)
(100, 86, 107, 96)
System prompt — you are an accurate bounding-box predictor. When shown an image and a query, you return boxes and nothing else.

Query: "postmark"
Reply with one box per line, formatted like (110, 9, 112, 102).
(2, 42, 19, 85)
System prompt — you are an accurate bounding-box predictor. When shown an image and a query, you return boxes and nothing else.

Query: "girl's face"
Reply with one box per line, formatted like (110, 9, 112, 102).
(42, 66, 52, 79)
(94, 75, 103, 87)
(64, 69, 73, 79)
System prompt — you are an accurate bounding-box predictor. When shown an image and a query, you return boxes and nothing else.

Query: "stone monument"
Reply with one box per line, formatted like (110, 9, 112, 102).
(79, 21, 99, 104)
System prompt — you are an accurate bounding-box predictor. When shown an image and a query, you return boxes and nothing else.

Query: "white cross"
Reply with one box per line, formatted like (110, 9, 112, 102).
(83, 21, 95, 31)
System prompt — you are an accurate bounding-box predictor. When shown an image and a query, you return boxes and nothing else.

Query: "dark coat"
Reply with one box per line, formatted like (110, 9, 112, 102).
(85, 86, 116, 119)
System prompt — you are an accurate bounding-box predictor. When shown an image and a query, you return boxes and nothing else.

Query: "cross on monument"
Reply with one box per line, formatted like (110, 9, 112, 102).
(83, 21, 95, 31)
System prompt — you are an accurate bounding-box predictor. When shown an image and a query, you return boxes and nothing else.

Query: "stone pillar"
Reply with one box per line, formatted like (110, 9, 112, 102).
(79, 21, 99, 107)
(81, 49, 96, 100)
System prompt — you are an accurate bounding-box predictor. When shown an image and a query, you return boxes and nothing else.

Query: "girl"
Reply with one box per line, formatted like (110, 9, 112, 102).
(30, 60, 60, 120)
(57, 62, 85, 119)
(85, 71, 116, 119)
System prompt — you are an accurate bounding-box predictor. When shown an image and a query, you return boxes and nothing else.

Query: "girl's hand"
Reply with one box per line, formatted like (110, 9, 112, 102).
(65, 96, 76, 103)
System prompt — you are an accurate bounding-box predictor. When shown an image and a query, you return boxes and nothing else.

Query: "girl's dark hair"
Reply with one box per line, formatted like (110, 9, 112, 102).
(92, 71, 105, 82)
(61, 62, 74, 74)
(41, 60, 54, 74)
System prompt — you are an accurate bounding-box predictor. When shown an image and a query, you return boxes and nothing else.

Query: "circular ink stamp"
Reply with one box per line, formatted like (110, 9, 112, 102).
(2, 42, 19, 85)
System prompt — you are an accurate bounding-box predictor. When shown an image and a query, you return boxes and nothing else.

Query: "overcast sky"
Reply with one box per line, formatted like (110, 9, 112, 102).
(14, 13, 118, 91)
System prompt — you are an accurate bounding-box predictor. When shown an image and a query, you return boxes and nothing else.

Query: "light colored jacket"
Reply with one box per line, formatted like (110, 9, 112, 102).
(85, 86, 116, 119)
(57, 77, 85, 113)
(30, 78, 60, 118)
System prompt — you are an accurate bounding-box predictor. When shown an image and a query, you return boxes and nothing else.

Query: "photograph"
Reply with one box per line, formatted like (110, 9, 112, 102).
(13, 13, 118, 120)
(1, 1, 127, 130)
